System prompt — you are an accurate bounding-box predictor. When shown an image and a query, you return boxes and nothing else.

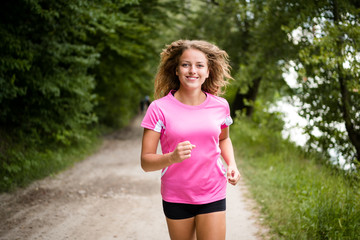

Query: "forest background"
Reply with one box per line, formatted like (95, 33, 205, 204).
(1, 0, 359, 239)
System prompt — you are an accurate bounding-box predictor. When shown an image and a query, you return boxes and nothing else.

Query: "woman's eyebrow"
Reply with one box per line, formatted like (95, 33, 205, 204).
(180, 60, 206, 64)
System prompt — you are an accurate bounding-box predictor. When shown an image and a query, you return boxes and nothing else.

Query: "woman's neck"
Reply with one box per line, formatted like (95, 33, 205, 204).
(174, 88, 206, 106)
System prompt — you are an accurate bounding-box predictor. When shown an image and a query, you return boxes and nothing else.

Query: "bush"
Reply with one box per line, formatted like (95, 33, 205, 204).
(0, 130, 101, 192)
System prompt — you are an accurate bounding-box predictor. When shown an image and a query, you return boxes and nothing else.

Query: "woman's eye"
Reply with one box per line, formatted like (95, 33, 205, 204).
(181, 63, 205, 68)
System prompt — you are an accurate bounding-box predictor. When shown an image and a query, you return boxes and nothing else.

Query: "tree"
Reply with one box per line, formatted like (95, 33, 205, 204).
(0, 0, 185, 139)
(0, 0, 98, 146)
(86, 0, 186, 127)
(179, 0, 360, 166)
(179, 0, 295, 117)
(284, 0, 360, 164)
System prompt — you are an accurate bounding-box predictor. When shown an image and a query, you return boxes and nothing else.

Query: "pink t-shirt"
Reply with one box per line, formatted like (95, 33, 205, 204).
(141, 90, 233, 204)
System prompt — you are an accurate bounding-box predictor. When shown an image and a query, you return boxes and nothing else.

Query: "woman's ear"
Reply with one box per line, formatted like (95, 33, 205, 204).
(175, 67, 179, 76)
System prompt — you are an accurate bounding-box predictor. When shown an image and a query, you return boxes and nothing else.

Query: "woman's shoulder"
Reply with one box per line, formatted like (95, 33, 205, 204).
(206, 93, 230, 107)
(148, 92, 174, 108)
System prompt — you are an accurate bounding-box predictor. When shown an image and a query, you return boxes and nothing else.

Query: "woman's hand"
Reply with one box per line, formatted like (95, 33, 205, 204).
(141, 129, 195, 172)
(227, 165, 240, 185)
(170, 141, 196, 164)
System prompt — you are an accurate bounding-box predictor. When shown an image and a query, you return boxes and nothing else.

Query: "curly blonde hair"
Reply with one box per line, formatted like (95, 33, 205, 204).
(154, 40, 233, 99)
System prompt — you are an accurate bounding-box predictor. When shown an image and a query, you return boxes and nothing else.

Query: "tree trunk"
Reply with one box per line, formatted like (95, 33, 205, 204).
(333, 0, 360, 163)
(338, 69, 360, 162)
(231, 77, 262, 118)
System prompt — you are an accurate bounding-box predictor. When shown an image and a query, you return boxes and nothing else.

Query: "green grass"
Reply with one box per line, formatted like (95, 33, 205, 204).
(0, 130, 102, 192)
(231, 116, 360, 240)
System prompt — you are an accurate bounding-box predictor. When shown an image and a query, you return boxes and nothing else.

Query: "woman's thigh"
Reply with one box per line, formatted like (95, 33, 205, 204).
(195, 211, 226, 240)
(166, 217, 196, 240)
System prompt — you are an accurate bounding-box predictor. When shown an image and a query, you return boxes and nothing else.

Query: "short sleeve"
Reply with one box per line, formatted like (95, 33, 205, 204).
(141, 101, 165, 133)
(221, 100, 233, 129)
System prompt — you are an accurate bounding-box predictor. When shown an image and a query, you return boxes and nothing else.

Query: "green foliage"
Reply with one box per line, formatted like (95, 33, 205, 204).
(0, 0, 185, 191)
(181, 0, 360, 166)
(281, 0, 360, 163)
(0, 0, 100, 191)
(87, 0, 182, 127)
(231, 113, 360, 239)
(0, 0, 98, 144)
(179, 0, 295, 117)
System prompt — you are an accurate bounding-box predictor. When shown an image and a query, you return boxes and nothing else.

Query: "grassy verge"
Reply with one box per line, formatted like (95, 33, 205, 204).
(231, 115, 360, 239)
(0, 130, 102, 192)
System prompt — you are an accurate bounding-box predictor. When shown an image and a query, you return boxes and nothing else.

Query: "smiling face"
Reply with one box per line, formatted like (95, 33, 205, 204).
(176, 48, 209, 91)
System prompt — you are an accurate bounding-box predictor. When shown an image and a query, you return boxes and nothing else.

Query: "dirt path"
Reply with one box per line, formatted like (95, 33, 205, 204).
(0, 115, 268, 240)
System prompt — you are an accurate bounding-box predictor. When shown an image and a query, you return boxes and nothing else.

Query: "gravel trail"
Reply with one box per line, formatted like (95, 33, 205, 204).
(0, 115, 268, 240)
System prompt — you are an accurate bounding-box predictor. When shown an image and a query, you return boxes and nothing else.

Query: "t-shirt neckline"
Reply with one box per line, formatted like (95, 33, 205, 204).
(168, 90, 210, 109)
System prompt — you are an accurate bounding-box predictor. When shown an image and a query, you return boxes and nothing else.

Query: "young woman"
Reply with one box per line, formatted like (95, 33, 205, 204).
(141, 40, 240, 240)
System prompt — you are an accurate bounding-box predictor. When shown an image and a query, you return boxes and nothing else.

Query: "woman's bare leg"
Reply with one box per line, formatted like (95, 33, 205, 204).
(195, 211, 226, 240)
(166, 217, 196, 240)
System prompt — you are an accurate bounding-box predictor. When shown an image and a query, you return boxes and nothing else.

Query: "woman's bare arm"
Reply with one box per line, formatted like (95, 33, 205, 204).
(219, 127, 241, 185)
(141, 129, 195, 172)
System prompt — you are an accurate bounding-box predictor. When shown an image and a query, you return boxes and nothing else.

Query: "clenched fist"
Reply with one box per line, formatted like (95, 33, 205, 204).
(227, 165, 241, 185)
(170, 141, 196, 164)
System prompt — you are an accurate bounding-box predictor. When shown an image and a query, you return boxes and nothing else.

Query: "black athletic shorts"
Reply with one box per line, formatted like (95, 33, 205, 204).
(162, 198, 226, 220)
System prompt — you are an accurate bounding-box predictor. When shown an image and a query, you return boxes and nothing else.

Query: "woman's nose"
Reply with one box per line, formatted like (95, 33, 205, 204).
(189, 65, 196, 74)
